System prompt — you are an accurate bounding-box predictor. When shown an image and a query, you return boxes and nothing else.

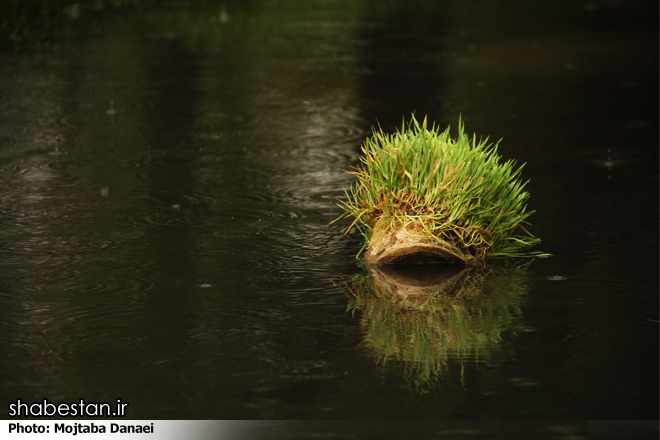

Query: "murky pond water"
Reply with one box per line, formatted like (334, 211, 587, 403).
(0, 0, 657, 434)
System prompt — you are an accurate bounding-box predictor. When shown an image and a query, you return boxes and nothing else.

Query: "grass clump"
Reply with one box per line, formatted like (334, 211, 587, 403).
(335, 115, 542, 264)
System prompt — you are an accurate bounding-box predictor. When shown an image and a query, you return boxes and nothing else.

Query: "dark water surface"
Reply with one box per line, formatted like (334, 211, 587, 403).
(0, 0, 657, 432)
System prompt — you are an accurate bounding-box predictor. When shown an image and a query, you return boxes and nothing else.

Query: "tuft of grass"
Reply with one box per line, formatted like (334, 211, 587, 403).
(333, 114, 544, 263)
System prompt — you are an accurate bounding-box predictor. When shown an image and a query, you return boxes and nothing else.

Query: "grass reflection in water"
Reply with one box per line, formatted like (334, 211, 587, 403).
(344, 262, 531, 390)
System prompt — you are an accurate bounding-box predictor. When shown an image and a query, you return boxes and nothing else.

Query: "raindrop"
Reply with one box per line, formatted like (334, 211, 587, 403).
(219, 7, 230, 24)
(106, 99, 117, 115)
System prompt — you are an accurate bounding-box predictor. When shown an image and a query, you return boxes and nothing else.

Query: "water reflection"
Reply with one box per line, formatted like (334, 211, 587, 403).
(0, 0, 656, 421)
(345, 262, 530, 390)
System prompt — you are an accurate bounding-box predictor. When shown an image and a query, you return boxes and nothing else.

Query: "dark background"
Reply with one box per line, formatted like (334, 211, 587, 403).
(0, 0, 657, 437)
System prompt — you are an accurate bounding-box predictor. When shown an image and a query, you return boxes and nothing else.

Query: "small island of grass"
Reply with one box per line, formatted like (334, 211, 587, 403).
(334, 115, 543, 265)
